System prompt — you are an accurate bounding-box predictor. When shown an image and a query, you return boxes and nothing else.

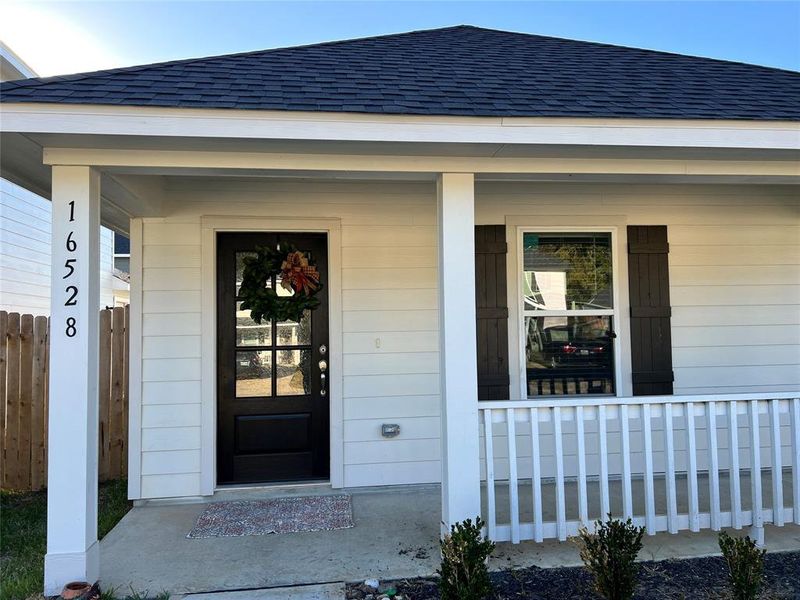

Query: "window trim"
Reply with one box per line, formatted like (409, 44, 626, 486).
(514, 225, 624, 400)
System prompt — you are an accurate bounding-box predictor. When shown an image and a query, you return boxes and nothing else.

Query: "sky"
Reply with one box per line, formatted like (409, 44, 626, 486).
(0, 0, 798, 77)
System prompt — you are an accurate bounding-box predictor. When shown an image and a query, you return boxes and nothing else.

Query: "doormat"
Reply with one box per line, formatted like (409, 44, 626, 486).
(186, 494, 354, 538)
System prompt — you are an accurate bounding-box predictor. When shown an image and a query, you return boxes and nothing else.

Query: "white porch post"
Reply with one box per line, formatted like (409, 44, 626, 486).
(44, 166, 101, 595)
(437, 173, 481, 533)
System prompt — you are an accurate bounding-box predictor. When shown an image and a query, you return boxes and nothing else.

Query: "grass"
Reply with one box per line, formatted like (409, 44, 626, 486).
(1, 480, 134, 600)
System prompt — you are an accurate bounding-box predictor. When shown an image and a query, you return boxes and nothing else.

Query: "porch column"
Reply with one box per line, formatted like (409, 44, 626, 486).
(437, 173, 481, 532)
(44, 166, 101, 595)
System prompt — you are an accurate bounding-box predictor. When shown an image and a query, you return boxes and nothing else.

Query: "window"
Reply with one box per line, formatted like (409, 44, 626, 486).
(521, 232, 616, 396)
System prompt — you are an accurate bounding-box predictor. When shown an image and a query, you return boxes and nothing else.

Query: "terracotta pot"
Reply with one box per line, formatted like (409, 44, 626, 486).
(60, 581, 91, 600)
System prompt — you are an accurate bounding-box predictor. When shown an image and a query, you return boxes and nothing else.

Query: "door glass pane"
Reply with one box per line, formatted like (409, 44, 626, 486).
(525, 315, 614, 395)
(236, 302, 271, 346)
(276, 349, 311, 396)
(277, 311, 311, 346)
(522, 233, 612, 310)
(236, 350, 272, 397)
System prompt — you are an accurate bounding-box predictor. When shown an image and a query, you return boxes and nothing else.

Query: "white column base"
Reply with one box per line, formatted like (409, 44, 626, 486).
(44, 541, 99, 596)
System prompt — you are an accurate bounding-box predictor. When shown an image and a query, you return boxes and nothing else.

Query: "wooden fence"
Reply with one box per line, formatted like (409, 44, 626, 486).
(0, 306, 129, 491)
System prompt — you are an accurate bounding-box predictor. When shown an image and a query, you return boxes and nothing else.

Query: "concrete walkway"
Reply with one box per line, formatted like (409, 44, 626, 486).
(100, 484, 800, 597)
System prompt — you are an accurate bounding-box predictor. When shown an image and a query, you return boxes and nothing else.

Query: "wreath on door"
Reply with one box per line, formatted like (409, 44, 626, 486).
(238, 245, 323, 324)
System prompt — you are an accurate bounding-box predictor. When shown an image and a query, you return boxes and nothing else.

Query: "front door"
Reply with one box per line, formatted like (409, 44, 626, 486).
(217, 232, 329, 484)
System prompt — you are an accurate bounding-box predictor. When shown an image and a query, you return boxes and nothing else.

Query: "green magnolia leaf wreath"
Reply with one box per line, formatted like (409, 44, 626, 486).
(238, 245, 323, 324)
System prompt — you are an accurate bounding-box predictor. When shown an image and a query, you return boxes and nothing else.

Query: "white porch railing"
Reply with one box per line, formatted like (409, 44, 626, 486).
(478, 393, 800, 544)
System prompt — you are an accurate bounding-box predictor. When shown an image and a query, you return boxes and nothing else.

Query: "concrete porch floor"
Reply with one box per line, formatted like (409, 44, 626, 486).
(100, 483, 800, 597)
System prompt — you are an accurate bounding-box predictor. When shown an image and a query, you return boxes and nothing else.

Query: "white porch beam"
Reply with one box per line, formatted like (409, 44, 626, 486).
(44, 166, 101, 595)
(42, 148, 800, 177)
(438, 173, 481, 532)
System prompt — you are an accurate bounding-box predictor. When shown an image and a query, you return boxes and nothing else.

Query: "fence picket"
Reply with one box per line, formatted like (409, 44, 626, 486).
(98, 309, 112, 480)
(30, 317, 48, 491)
(18, 315, 34, 490)
(0, 311, 7, 486)
(5, 314, 21, 489)
(111, 307, 126, 479)
(121, 305, 130, 475)
(0, 309, 128, 491)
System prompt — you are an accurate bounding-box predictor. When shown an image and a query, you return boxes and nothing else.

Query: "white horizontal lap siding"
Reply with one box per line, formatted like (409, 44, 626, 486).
(138, 180, 441, 497)
(0, 178, 51, 314)
(139, 219, 203, 498)
(0, 178, 118, 314)
(337, 193, 440, 486)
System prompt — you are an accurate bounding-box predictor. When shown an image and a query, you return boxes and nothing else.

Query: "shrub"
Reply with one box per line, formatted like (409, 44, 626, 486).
(576, 515, 645, 600)
(718, 531, 766, 600)
(437, 517, 495, 600)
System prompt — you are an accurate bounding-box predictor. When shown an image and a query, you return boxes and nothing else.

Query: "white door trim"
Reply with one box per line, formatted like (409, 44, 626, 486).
(200, 216, 344, 494)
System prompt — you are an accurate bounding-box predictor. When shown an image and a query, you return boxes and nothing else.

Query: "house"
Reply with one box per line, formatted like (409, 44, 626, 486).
(0, 25, 798, 595)
(0, 41, 128, 315)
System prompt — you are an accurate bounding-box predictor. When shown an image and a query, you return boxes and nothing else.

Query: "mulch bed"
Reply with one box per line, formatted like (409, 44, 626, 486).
(346, 551, 800, 599)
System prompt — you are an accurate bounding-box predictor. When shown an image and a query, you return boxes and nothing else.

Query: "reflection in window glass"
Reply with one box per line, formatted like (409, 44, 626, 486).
(522, 233, 612, 311)
(525, 315, 614, 396)
(277, 311, 311, 346)
(276, 349, 311, 396)
(236, 350, 272, 397)
(236, 302, 271, 346)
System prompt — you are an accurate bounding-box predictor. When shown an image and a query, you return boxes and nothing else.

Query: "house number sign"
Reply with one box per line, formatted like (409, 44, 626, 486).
(63, 200, 78, 337)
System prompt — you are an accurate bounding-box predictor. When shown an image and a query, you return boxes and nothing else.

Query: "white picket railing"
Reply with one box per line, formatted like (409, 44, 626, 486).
(478, 393, 800, 544)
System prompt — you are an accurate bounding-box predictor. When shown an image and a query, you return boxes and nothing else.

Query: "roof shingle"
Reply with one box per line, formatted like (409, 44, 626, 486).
(2, 25, 798, 121)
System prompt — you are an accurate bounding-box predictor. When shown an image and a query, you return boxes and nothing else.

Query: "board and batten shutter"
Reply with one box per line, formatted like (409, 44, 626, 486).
(627, 225, 675, 396)
(475, 225, 510, 400)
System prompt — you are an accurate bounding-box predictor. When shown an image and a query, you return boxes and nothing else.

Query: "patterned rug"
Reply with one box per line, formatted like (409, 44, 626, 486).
(187, 494, 354, 538)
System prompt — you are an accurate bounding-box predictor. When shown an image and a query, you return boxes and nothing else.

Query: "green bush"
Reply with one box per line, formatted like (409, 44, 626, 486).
(437, 517, 495, 600)
(718, 531, 766, 600)
(576, 515, 645, 600)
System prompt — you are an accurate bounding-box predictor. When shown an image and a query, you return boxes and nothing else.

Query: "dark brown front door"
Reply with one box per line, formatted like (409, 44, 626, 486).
(217, 232, 329, 485)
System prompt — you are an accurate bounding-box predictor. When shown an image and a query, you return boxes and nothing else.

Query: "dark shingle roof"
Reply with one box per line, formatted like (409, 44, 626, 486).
(2, 25, 799, 120)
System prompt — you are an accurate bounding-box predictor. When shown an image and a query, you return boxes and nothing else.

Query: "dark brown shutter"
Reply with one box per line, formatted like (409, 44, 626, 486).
(627, 225, 674, 396)
(475, 225, 510, 400)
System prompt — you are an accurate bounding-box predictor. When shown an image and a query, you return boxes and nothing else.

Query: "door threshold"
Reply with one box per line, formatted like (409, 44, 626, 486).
(211, 480, 334, 501)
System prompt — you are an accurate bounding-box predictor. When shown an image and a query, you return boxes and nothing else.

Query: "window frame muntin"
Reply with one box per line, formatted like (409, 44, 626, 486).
(516, 225, 623, 400)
